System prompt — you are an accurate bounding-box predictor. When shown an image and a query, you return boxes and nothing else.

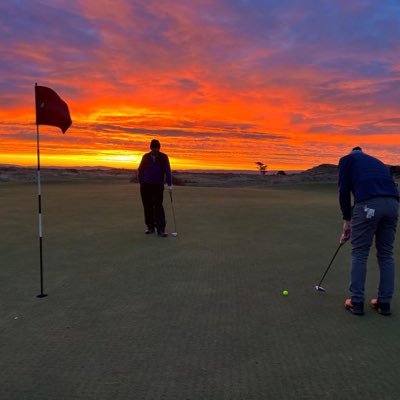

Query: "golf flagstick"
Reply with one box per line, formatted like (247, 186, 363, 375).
(169, 191, 178, 236)
(36, 122, 47, 298)
(34, 83, 72, 298)
(315, 243, 344, 292)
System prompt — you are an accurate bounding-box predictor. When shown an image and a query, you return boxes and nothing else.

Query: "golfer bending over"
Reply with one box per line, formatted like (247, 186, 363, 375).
(138, 139, 172, 237)
(339, 147, 399, 316)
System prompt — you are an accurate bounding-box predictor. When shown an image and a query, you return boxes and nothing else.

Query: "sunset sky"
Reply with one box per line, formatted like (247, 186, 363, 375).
(1, 0, 400, 170)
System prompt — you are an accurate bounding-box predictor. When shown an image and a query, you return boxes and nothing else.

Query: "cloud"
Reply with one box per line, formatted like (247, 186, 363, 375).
(88, 122, 288, 141)
(1, 0, 400, 169)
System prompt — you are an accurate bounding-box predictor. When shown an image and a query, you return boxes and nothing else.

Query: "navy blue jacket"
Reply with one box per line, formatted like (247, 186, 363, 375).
(138, 152, 172, 186)
(338, 150, 399, 220)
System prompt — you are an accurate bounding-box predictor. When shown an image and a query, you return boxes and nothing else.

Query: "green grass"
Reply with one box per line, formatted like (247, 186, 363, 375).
(0, 181, 399, 399)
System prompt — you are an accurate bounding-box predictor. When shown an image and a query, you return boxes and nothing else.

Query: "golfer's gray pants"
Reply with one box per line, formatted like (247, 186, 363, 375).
(350, 197, 399, 303)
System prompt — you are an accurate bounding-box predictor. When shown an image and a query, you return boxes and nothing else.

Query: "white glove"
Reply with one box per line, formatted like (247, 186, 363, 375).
(340, 220, 351, 244)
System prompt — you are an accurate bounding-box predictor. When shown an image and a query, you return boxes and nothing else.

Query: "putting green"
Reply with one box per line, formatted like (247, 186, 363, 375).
(0, 181, 399, 399)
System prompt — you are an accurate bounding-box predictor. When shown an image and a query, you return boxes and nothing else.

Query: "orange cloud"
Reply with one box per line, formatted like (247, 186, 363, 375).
(1, 1, 400, 170)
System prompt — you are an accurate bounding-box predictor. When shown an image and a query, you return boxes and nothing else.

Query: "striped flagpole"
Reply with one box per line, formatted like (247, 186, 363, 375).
(36, 117, 47, 298)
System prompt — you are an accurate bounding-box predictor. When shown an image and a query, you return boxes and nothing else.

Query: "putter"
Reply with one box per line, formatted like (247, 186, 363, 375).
(315, 243, 344, 292)
(169, 191, 178, 236)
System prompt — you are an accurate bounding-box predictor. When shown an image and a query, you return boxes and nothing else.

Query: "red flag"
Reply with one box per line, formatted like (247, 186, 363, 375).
(35, 85, 72, 133)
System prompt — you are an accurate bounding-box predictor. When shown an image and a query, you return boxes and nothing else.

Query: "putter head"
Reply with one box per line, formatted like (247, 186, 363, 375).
(315, 285, 326, 292)
(171, 232, 178, 237)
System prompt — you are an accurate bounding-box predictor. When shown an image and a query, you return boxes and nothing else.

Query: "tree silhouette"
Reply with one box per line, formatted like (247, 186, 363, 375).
(255, 162, 267, 176)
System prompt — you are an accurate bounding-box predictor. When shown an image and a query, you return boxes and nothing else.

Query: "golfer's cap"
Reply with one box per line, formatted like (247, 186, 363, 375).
(150, 139, 160, 149)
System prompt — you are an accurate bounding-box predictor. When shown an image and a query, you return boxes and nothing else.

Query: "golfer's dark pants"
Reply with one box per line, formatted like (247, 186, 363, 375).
(350, 197, 399, 304)
(140, 183, 166, 232)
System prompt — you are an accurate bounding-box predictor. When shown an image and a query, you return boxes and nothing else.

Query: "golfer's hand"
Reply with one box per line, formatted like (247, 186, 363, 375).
(167, 186, 172, 192)
(340, 220, 351, 244)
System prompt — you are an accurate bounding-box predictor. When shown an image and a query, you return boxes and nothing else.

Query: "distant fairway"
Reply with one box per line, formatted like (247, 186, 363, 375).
(1, 181, 399, 400)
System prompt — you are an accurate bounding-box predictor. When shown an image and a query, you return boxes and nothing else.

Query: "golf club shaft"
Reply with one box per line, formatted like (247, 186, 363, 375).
(317, 243, 343, 287)
(169, 191, 177, 233)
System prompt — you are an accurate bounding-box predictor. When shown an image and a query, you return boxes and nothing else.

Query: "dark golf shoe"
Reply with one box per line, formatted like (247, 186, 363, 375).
(371, 299, 391, 316)
(157, 231, 168, 238)
(344, 299, 364, 315)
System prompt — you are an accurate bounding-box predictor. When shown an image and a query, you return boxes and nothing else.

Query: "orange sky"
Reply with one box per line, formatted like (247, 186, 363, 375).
(1, 1, 399, 170)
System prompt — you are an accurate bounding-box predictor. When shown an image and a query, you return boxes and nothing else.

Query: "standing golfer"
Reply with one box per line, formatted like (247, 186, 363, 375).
(138, 139, 172, 237)
(339, 147, 399, 315)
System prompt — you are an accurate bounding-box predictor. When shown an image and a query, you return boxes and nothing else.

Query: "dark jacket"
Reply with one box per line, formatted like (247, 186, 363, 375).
(138, 152, 172, 186)
(338, 150, 399, 220)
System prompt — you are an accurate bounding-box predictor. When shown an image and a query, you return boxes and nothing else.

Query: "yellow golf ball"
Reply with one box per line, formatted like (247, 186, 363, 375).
(282, 290, 289, 296)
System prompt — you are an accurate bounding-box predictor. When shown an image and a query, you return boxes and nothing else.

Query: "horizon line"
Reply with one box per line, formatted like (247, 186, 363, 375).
(0, 163, 315, 172)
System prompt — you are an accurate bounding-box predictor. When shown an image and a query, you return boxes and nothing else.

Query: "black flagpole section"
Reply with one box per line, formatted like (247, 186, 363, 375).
(35, 83, 47, 298)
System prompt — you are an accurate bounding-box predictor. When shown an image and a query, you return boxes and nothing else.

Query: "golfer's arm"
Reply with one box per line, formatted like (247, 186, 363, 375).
(165, 156, 172, 186)
(138, 156, 145, 183)
(339, 191, 352, 221)
(338, 158, 352, 220)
